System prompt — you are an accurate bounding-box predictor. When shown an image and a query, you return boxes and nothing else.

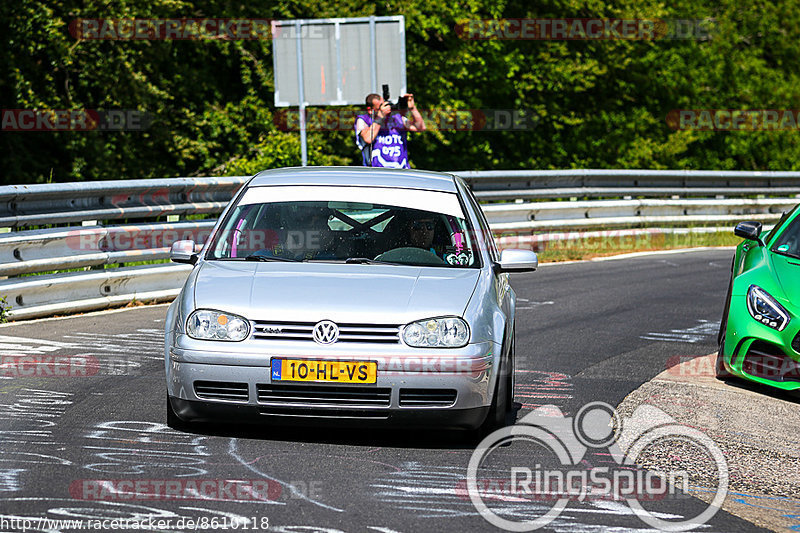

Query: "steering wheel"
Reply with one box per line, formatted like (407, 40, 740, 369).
(375, 247, 446, 266)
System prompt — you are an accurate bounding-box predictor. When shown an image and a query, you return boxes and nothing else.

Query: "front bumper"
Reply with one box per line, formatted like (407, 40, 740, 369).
(166, 336, 499, 429)
(722, 297, 800, 391)
(169, 396, 489, 429)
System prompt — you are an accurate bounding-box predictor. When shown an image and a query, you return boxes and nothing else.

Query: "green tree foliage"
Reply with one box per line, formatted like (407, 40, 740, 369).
(2, 0, 800, 185)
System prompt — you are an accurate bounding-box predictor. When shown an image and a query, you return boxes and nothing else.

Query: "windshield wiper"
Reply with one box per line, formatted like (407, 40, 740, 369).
(344, 257, 398, 265)
(244, 254, 300, 262)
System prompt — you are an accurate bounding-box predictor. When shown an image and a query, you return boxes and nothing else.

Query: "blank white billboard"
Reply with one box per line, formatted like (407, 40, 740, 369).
(273, 16, 406, 107)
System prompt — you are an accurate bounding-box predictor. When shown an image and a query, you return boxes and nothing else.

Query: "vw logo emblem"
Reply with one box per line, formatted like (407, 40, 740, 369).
(312, 320, 339, 345)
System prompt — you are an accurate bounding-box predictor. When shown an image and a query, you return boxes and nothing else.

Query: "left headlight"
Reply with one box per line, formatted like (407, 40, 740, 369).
(746, 285, 790, 332)
(403, 317, 470, 348)
(186, 309, 250, 341)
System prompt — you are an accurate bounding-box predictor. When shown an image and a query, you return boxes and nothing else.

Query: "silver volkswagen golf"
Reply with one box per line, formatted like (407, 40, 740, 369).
(164, 167, 537, 432)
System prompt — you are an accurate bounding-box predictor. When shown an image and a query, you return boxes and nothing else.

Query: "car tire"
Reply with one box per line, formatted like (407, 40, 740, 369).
(716, 268, 734, 381)
(715, 330, 732, 380)
(166, 395, 191, 431)
(479, 327, 515, 434)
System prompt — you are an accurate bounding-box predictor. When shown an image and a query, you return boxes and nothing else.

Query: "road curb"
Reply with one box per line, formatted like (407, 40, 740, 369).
(616, 353, 800, 532)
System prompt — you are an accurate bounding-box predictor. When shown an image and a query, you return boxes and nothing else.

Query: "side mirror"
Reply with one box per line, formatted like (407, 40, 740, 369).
(734, 221, 764, 246)
(495, 249, 538, 273)
(170, 240, 198, 264)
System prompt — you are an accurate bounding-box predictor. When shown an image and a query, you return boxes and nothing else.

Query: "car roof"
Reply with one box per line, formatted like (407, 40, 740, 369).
(249, 166, 459, 193)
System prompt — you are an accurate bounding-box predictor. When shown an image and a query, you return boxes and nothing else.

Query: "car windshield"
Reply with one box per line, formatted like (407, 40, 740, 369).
(206, 186, 480, 268)
(771, 212, 800, 259)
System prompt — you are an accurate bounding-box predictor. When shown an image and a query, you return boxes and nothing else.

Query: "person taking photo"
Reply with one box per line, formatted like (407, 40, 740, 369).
(355, 92, 425, 168)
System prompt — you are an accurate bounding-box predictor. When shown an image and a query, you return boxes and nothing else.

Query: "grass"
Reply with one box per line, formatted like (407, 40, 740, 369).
(530, 229, 741, 263)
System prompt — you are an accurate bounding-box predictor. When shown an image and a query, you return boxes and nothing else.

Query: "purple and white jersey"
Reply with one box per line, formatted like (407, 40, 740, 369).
(355, 113, 409, 168)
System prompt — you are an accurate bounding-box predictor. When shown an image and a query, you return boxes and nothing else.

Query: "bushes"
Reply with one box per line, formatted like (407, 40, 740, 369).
(0, 296, 11, 323)
(4, 0, 800, 185)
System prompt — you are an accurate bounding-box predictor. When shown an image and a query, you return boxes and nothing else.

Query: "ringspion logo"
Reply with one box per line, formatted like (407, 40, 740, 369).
(467, 402, 728, 531)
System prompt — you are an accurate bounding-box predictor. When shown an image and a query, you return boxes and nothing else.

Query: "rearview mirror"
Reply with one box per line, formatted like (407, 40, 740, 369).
(170, 240, 198, 264)
(495, 249, 538, 273)
(734, 221, 764, 246)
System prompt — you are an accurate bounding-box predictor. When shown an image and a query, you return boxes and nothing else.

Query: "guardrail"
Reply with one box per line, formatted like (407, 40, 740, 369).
(0, 177, 245, 228)
(1, 169, 798, 320)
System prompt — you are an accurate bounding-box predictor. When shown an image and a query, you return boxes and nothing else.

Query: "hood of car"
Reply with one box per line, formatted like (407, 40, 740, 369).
(768, 252, 800, 306)
(192, 260, 480, 324)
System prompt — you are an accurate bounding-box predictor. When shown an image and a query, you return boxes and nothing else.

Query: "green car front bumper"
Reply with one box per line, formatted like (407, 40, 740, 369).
(721, 292, 800, 391)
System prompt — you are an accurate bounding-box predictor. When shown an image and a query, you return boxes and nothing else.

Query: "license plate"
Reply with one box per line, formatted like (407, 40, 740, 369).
(271, 359, 377, 384)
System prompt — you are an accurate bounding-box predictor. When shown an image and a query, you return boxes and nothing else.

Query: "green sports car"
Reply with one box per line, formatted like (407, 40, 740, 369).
(717, 204, 800, 391)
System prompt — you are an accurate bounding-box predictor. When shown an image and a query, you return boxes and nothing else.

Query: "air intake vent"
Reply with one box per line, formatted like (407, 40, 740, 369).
(747, 340, 785, 357)
(257, 407, 390, 420)
(194, 381, 249, 402)
(792, 332, 800, 354)
(742, 343, 800, 382)
(399, 388, 457, 407)
(257, 384, 391, 407)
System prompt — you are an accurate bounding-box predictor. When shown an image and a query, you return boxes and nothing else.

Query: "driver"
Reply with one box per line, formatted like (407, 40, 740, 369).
(402, 215, 437, 254)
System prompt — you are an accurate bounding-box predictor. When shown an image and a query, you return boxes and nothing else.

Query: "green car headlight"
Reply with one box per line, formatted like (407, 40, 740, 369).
(746, 285, 790, 332)
(187, 309, 250, 341)
(403, 317, 470, 348)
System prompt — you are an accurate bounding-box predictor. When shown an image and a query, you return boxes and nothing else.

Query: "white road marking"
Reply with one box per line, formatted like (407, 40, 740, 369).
(640, 319, 719, 343)
(518, 301, 554, 310)
(0, 335, 78, 356)
(227, 438, 341, 512)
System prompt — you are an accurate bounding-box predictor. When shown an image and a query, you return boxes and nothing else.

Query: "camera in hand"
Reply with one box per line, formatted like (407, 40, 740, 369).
(382, 84, 408, 112)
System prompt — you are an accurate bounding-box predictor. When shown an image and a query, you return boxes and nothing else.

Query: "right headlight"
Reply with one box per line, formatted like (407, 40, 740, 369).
(186, 309, 251, 341)
(402, 317, 470, 348)
(746, 285, 790, 331)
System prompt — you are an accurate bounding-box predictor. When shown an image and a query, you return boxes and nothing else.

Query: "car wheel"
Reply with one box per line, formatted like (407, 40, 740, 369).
(166, 395, 191, 431)
(716, 269, 734, 381)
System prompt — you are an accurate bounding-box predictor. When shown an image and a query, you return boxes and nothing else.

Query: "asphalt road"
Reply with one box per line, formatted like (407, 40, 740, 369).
(0, 248, 769, 532)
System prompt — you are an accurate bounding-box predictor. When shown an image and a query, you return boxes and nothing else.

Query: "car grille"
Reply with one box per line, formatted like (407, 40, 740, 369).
(256, 384, 391, 407)
(399, 388, 457, 407)
(252, 321, 400, 344)
(194, 381, 249, 402)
